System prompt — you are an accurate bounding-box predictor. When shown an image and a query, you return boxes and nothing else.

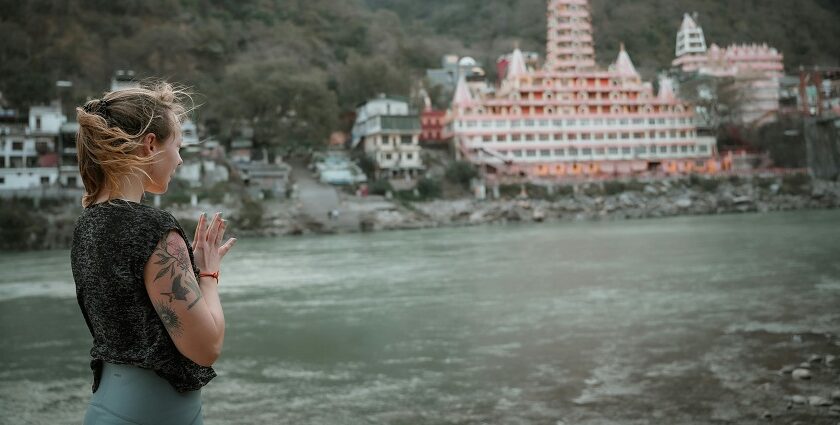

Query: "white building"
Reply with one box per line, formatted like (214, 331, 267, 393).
(0, 103, 65, 191)
(351, 95, 424, 181)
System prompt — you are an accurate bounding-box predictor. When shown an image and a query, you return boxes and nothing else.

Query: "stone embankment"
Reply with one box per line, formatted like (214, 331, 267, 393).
(4, 176, 840, 249)
(348, 178, 840, 233)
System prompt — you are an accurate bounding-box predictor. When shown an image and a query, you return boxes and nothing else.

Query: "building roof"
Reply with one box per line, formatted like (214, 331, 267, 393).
(614, 44, 639, 77)
(506, 48, 528, 79)
(680, 13, 699, 32)
(452, 74, 473, 105)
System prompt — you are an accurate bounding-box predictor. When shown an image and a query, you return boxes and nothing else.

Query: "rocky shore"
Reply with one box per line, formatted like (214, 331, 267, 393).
(310, 176, 840, 234)
(3, 175, 840, 249)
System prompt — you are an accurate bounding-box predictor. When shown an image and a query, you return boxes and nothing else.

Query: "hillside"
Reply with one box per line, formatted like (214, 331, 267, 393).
(1, 0, 838, 149)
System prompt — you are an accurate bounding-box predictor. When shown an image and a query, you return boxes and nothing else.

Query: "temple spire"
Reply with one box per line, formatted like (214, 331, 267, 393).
(545, 0, 597, 71)
(452, 74, 473, 105)
(507, 47, 528, 79)
(614, 43, 639, 77)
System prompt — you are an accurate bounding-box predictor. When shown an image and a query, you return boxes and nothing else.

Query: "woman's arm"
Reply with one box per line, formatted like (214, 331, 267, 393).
(144, 231, 224, 366)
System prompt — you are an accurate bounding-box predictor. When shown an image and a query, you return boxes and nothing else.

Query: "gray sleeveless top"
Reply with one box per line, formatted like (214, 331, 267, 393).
(71, 199, 215, 393)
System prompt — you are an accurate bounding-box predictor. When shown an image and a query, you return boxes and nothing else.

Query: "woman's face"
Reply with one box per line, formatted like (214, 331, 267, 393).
(145, 117, 183, 194)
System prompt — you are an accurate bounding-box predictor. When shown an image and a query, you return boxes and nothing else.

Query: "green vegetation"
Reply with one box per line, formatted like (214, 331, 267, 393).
(445, 161, 478, 189)
(370, 179, 393, 196)
(416, 178, 442, 200)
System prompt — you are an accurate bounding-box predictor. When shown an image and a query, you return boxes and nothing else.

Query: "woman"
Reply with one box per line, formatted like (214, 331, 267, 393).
(70, 82, 236, 425)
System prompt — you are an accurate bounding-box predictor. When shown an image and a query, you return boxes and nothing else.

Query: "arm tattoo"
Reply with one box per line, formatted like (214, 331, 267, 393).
(154, 300, 183, 337)
(153, 236, 202, 310)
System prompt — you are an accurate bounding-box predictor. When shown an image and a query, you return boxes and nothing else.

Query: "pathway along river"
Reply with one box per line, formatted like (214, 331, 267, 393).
(2, 210, 840, 424)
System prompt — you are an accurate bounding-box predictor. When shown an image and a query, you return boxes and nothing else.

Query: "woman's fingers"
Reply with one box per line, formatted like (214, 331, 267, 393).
(215, 219, 227, 247)
(218, 237, 237, 258)
(206, 212, 220, 243)
(193, 212, 206, 248)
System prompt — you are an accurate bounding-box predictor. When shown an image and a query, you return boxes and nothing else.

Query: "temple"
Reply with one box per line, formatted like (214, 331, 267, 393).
(672, 13, 784, 126)
(449, 0, 721, 181)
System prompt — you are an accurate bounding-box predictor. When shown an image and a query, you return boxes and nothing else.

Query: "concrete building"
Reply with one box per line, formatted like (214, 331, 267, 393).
(0, 102, 65, 190)
(672, 13, 784, 126)
(449, 0, 720, 181)
(351, 95, 424, 180)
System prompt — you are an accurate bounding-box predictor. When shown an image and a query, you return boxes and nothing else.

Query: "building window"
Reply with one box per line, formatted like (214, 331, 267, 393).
(513, 150, 523, 157)
(401, 136, 412, 145)
(554, 149, 565, 156)
(540, 149, 551, 157)
(680, 145, 689, 153)
(595, 148, 605, 156)
(12, 141, 23, 151)
(526, 150, 537, 157)
(525, 134, 535, 141)
(406, 153, 414, 160)
(67, 176, 77, 187)
(568, 147, 578, 156)
(481, 121, 492, 128)
(36, 117, 42, 130)
(699, 145, 709, 153)
(512, 134, 521, 142)
(482, 136, 492, 143)
(594, 133, 604, 141)
(385, 153, 393, 160)
(539, 134, 550, 141)
(581, 148, 592, 156)
(41, 176, 50, 185)
(511, 120, 521, 128)
(608, 147, 618, 155)
(660, 146, 668, 153)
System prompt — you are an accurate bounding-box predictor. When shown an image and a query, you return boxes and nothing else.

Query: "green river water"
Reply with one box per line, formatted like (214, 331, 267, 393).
(1, 210, 839, 424)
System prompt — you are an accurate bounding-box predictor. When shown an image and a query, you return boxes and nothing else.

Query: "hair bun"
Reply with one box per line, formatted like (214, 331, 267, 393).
(83, 99, 110, 120)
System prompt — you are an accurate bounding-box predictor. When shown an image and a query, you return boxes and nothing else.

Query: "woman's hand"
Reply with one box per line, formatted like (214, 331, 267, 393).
(192, 212, 236, 277)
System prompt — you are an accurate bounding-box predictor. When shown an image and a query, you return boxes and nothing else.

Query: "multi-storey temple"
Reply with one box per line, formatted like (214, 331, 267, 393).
(449, 0, 720, 180)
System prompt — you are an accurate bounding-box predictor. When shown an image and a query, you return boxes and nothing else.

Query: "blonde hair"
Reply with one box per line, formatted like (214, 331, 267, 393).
(75, 81, 191, 207)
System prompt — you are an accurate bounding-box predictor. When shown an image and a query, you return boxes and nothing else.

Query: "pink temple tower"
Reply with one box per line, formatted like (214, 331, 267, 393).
(545, 0, 596, 72)
(447, 0, 724, 181)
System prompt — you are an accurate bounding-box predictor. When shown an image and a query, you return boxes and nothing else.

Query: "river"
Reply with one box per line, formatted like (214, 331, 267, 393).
(1, 210, 839, 424)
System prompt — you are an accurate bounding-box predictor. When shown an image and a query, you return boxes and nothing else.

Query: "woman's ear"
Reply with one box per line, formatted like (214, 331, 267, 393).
(141, 133, 157, 156)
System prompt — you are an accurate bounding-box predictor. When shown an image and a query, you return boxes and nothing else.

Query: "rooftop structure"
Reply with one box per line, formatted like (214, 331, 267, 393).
(449, 0, 720, 181)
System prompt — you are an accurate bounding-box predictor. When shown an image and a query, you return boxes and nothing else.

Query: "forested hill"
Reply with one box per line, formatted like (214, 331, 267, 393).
(1, 0, 838, 147)
(365, 0, 840, 74)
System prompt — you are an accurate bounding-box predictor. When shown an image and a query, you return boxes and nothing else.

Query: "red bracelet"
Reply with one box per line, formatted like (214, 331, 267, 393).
(199, 271, 219, 283)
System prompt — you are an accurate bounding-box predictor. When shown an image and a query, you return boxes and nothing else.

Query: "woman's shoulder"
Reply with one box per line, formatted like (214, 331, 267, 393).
(81, 200, 181, 231)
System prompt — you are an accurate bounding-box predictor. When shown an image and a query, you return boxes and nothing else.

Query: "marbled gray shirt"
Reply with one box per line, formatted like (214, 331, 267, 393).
(71, 199, 215, 393)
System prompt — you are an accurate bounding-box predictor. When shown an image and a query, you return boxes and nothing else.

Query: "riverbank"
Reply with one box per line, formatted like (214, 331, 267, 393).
(3, 175, 839, 250)
(231, 174, 840, 237)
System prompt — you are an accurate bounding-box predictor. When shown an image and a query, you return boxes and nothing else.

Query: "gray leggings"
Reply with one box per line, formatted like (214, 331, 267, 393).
(84, 362, 203, 425)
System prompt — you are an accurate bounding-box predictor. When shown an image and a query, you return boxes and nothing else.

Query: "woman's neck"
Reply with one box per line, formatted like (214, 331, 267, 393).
(95, 179, 145, 204)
